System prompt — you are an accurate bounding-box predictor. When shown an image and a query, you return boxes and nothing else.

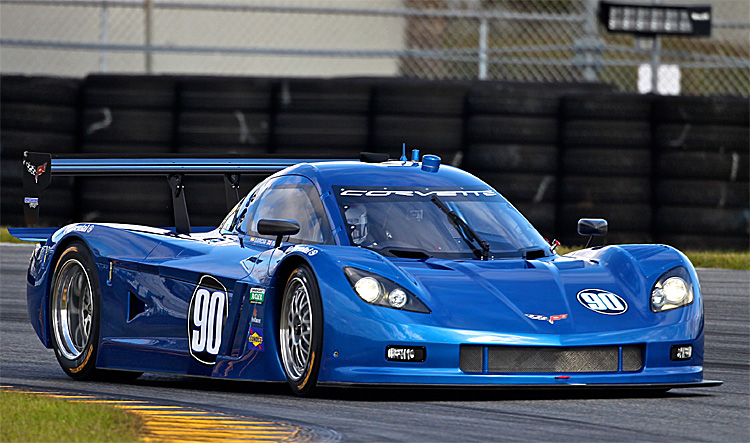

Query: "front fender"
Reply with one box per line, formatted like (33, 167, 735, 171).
(567, 244, 699, 295)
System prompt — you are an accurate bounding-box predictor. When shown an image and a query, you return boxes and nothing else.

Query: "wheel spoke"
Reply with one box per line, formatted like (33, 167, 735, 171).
(52, 259, 94, 361)
(280, 273, 318, 383)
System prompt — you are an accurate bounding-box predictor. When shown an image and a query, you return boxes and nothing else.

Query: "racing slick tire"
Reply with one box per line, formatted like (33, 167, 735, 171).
(279, 264, 323, 396)
(50, 242, 102, 380)
(50, 242, 142, 381)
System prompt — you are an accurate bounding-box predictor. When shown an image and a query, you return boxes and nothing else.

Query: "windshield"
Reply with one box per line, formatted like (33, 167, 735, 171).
(335, 186, 550, 259)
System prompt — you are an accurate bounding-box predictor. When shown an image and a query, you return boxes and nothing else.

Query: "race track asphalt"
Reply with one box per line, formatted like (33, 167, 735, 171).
(1, 243, 748, 441)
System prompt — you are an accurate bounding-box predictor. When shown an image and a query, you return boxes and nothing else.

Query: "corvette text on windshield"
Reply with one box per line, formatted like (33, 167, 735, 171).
(339, 189, 497, 198)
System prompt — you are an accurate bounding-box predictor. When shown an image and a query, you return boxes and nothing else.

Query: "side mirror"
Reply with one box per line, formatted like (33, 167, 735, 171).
(577, 218, 608, 248)
(257, 219, 300, 248)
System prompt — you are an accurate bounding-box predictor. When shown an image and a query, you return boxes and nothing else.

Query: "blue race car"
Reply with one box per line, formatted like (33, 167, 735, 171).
(12, 151, 721, 395)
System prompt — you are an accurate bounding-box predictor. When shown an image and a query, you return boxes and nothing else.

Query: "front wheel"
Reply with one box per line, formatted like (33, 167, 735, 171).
(279, 265, 323, 396)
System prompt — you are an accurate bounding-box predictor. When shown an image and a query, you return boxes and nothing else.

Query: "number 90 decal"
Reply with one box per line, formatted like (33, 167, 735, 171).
(576, 289, 628, 315)
(188, 275, 229, 365)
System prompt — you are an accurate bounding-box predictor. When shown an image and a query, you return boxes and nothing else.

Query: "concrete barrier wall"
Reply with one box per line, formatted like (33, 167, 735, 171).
(2, 75, 747, 249)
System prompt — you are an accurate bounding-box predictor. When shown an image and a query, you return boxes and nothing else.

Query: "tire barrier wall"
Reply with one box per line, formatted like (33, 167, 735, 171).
(1, 75, 747, 250)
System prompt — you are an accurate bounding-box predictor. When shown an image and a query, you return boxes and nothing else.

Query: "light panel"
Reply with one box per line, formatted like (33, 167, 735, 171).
(599, 1, 711, 36)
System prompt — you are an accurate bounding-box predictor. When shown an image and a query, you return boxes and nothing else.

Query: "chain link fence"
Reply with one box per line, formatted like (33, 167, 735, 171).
(1, 0, 748, 96)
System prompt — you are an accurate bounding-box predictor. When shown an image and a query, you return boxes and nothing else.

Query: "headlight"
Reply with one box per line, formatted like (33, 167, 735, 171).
(344, 267, 431, 313)
(651, 267, 694, 312)
(354, 277, 381, 303)
(388, 288, 408, 309)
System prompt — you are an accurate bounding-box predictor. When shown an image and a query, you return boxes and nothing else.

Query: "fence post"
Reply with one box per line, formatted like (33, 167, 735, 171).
(99, 1, 109, 72)
(650, 35, 661, 94)
(580, 0, 600, 82)
(145, 0, 153, 73)
(478, 17, 488, 80)
(650, 0, 661, 94)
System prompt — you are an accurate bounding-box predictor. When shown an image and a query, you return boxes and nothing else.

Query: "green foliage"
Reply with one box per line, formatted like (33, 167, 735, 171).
(681, 250, 750, 271)
(0, 228, 24, 244)
(0, 391, 143, 442)
(558, 246, 750, 271)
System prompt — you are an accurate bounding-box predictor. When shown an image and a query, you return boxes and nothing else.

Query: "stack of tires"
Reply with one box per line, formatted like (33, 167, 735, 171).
(463, 83, 608, 236)
(1, 76, 80, 226)
(653, 96, 750, 250)
(176, 77, 274, 225)
(557, 93, 654, 246)
(272, 78, 369, 159)
(371, 79, 467, 163)
(78, 75, 178, 226)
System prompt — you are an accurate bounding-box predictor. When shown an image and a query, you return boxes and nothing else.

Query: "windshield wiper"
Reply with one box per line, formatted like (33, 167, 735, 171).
(430, 195, 490, 260)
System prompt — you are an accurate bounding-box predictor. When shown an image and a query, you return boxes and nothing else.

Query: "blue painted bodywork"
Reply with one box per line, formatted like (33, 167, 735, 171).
(15, 160, 709, 388)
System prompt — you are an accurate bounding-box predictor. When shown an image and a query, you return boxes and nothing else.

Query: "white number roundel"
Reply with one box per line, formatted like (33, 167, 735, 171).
(188, 275, 228, 365)
(576, 289, 628, 315)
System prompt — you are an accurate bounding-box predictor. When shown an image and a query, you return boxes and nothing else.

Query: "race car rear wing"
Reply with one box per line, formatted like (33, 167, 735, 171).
(22, 151, 344, 234)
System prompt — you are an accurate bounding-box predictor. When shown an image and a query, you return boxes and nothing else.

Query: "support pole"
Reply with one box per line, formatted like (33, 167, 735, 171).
(478, 17, 488, 80)
(651, 35, 661, 94)
(99, 1, 109, 72)
(145, 0, 153, 73)
(650, 0, 661, 94)
(582, 0, 599, 81)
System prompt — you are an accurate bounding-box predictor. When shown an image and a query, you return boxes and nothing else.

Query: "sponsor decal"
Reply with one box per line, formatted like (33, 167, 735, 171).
(576, 289, 628, 315)
(250, 306, 263, 328)
(289, 245, 319, 256)
(248, 236, 274, 247)
(23, 160, 47, 184)
(71, 224, 94, 233)
(525, 313, 568, 324)
(248, 328, 264, 351)
(187, 275, 229, 365)
(671, 345, 693, 361)
(340, 189, 496, 198)
(385, 345, 426, 362)
(249, 287, 265, 304)
(24, 197, 39, 209)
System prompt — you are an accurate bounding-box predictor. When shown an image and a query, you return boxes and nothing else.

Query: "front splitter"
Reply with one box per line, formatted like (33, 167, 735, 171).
(319, 380, 723, 390)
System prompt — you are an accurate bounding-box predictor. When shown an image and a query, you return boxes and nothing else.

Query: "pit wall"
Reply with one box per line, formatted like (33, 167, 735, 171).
(1, 75, 747, 249)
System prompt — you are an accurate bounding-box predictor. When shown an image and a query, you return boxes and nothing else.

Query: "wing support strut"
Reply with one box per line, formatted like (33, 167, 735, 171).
(224, 173, 241, 212)
(167, 174, 191, 234)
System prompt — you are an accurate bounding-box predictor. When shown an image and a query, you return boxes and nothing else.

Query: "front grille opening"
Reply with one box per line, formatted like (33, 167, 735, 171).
(460, 344, 643, 373)
(459, 345, 483, 373)
(622, 345, 644, 371)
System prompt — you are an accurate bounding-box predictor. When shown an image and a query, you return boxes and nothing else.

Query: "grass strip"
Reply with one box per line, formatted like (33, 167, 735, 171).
(0, 227, 24, 244)
(0, 390, 144, 442)
(681, 249, 750, 271)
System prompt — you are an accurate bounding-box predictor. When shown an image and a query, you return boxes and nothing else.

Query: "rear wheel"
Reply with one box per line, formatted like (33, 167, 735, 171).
(279, 265, 323, 396)
(50, 243, 101, 379)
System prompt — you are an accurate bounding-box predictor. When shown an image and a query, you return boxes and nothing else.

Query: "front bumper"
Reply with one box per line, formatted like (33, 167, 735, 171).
(319, 320, 708, 387)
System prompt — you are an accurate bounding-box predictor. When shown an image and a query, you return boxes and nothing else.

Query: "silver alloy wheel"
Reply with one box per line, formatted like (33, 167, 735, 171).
(280, 276, 313, 381)
(51, 259, 94, 360)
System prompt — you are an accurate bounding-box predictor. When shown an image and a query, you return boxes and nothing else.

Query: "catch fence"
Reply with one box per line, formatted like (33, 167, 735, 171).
(0, 0, 748, 96)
